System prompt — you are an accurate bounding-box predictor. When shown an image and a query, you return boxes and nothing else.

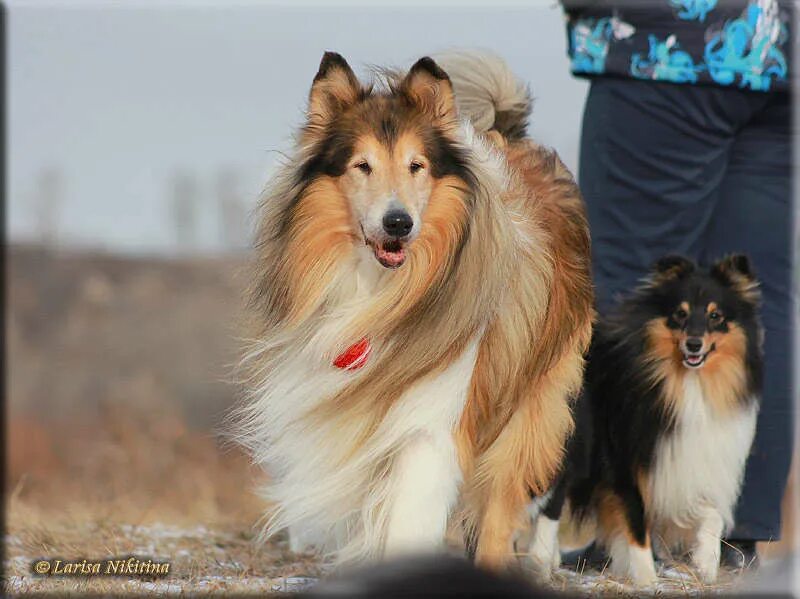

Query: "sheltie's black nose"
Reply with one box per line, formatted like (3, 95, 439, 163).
(382, 209, 413, 238)
(685, 338, 703, 353)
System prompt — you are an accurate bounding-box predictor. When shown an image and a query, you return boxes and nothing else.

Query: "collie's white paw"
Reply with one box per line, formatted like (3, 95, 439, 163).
(288, 524, 321, 554)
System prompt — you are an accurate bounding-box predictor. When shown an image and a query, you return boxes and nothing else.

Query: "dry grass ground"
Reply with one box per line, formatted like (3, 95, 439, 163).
(4, 245, 794, 595)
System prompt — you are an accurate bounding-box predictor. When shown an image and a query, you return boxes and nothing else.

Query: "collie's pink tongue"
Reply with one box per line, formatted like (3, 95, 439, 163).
(376, 246, 405, 266)
(333, 338, 371, 370)
(686, 354, 703, 365)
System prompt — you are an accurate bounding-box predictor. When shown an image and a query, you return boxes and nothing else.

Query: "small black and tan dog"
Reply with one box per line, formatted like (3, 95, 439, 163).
(526, 255, 763, 586)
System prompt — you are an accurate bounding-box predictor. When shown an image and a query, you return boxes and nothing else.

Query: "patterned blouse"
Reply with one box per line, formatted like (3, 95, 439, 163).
(563, 0, 791, 92)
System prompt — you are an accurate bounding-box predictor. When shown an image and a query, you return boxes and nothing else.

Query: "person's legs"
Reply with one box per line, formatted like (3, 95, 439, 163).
(579, 78, 755, 311)
(701, 92, 794, 544)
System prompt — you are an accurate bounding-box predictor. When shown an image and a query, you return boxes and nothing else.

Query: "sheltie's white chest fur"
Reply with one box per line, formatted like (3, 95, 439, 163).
(649, 373, 757, 531)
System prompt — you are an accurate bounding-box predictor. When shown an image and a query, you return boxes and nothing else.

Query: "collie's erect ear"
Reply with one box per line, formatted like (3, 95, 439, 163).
(652, 255, 695, 280)
(307, 52, 361, 128)
(711, 254, 760, 302)
(401, 57, 457, 124)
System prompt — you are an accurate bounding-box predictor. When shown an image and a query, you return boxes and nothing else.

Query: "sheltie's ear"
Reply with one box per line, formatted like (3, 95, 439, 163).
(711, 254, 760, 303)
(652, 255, 695, 281)
(307, 52, 361, 129)
(712, 254, 754, 281)
(401, 57, 457, 126)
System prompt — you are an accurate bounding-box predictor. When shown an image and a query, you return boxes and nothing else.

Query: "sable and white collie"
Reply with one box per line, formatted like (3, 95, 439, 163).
(232, 50, 593, 568)
(528, 255, 762, 585)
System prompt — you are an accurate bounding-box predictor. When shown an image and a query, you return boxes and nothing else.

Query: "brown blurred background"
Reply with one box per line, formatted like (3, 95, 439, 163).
(6, 243, 264, 527)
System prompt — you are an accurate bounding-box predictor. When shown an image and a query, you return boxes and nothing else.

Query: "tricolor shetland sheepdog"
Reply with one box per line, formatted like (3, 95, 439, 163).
(232, 51, 593, 568)
(528, 255, 762, 585)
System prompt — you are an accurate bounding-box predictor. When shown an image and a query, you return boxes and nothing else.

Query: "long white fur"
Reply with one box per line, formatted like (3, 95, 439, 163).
(640, 372, 758, 583)
(649, 373, 758, 530)
(235, 115, 513, 564)
(381, 337, 482, 558)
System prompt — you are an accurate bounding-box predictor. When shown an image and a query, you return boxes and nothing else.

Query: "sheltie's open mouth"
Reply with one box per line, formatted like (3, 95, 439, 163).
(682, 344, 715, 369)
(366, 237, 406, 269)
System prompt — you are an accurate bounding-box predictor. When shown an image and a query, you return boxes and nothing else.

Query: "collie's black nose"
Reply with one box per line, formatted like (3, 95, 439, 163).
(382, 209, 413, 238)
(686, 338, 703, 353)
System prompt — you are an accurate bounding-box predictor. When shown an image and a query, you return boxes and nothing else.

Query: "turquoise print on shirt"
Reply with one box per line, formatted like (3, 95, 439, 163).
(669, 0, 718, 22)
(704, 2, 788, 90)
(564, 0, 791, 92)
(631, 34, 703, 83)
(570, 17, 615, 74)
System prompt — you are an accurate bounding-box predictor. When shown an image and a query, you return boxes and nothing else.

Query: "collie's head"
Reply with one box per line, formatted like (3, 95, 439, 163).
(291, 52, 475, 270)
(251, 52, 506, 333)
(633, 254, 762, 373)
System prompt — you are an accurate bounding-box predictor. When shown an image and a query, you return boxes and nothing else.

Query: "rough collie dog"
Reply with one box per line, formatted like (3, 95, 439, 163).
(528, 255, 762, 585)
(232, 51, 593, 568)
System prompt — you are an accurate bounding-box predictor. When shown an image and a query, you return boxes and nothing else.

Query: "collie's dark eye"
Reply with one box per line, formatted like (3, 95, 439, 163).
(709, 311, 722, 322)
(674, 308, 688, 320)
(409, 161, 424, 174)
(354, 161, 372, 175)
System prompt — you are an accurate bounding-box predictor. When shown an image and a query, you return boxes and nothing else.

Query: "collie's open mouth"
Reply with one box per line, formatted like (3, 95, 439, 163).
(367, 238, 406, 269)
(682, 345, 715, 369)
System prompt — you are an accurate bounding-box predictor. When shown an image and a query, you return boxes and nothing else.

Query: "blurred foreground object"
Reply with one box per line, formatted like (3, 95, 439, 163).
(304, 556, 562, 599)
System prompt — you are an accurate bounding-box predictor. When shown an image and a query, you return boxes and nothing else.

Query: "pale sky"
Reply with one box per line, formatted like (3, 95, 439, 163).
(8, 1, 588, 254)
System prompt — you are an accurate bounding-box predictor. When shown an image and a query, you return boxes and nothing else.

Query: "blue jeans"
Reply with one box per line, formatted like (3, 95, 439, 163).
(579, 78, 793, 540)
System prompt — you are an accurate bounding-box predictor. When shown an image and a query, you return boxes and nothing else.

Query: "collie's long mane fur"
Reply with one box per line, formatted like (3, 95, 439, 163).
(231, 50, 593, 565)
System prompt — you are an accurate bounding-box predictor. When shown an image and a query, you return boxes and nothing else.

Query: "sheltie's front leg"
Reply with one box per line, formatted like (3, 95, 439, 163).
(383, 432, 462, 558)
(690, 505, 724, 583)
(598, 487, 657, 586)
(526, 479, 567, 578)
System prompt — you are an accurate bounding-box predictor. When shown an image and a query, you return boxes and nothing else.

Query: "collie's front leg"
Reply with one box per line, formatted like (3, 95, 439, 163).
(383, 433, 462, 558)
(474, 483, 528, 570)
(690, 506, 724, 583)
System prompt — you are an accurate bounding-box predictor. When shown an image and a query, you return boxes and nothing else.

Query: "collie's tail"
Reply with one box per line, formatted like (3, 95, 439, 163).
(434, 50, 532, 140)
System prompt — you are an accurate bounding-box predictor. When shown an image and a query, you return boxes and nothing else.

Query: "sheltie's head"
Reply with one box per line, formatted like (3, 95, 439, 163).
(291, 51, 474, 270)
(636, 254, 762, 374)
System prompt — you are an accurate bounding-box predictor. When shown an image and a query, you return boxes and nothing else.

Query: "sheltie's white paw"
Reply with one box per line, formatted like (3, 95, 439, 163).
(692, 547, 720, 583)
(610, 541, 658, 587)
(692, 510, 723, 583)
(527, 516, 560, 579)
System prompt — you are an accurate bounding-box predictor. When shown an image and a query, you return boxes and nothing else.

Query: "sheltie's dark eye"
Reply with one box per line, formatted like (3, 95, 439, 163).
(354, 161, 372, 175)
(674, 308, 688, 320)
(409, 161, 424, 174)
(709, 310, 723, 322)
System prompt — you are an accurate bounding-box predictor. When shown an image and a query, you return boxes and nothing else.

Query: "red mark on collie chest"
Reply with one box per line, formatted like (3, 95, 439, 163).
(333, 338, 371, 370)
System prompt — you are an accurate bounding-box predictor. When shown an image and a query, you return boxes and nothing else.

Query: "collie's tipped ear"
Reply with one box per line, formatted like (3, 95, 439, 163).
(308, 52, 361, 128)
(711, 254, 760, 302)
(402, 57, 457, 124)
(653, 255, 695, 280)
